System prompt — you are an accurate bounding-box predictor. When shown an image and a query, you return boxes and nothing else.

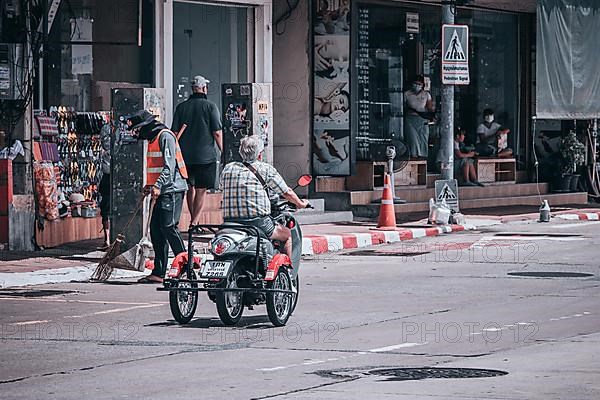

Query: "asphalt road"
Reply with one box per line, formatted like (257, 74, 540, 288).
(0, 218, 599, 399)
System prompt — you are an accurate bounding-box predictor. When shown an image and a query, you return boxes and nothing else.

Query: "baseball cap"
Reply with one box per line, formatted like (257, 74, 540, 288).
(191, 75, 210, 88)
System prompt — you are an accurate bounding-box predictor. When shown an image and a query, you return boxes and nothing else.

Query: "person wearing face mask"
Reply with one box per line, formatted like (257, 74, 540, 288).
(404, 75, 435, 158)
(476, 108, 513, 158)
(124, 110, 188, 284)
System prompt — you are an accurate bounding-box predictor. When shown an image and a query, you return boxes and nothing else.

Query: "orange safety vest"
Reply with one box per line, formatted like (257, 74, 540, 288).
(146, 129, 188, 186)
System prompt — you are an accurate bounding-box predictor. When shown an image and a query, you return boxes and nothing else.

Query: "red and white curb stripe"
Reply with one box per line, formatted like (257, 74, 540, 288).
(556, 212, 600, 221)
(302, 224, 471, 255)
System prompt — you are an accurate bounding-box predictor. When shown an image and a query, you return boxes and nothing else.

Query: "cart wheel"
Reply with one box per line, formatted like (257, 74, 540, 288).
(266, 268, 293, 326)
(216, 271, 244, 326)
(291, 274, 299, 315)
(169, 271, 198, 324)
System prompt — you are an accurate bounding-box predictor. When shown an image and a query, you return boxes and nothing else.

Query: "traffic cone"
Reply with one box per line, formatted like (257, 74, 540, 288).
(376, 173, 397, 230)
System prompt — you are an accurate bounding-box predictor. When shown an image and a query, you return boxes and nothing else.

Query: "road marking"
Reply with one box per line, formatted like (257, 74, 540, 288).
(64, 304, 163, 318)
(257, 343, 427, 372)
(551, 221, 600, 229)
(302, 360, 327, 366)
(0, 297, 167, 306)
(257, 364, 299, 372)
(369, 342, 426, 353)
(10, 320, 50, 326)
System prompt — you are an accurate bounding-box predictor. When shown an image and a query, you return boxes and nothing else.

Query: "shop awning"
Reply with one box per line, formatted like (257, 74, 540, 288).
(536, 0, 600, 119)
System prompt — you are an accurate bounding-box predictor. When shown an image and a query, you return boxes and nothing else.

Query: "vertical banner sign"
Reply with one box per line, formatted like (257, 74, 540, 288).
(441, 24, 469, 85)
(312, 0, 351, 176)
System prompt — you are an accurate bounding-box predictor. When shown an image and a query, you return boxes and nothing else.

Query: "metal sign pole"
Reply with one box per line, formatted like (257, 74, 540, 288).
(440, 1, 455, 180)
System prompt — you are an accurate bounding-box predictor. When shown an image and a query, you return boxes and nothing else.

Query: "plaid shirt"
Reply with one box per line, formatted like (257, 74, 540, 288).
(220, 161, 290, 219)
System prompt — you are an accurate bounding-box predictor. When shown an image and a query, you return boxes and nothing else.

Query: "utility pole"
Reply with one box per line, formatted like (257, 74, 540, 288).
(440, 1, 455, 180)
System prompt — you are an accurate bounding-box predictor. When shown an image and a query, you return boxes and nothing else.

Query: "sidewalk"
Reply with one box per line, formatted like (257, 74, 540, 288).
(1, 208, 599, 288)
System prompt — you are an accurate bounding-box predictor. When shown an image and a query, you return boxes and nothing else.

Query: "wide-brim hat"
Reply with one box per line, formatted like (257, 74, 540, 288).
(123, 110, 156, 131)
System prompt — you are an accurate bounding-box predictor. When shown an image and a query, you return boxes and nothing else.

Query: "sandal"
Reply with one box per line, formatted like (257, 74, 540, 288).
(137, 275, 163, 284)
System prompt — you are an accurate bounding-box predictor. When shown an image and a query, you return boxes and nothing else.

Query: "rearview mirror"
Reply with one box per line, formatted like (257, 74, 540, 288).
(297, 174, 312, 187)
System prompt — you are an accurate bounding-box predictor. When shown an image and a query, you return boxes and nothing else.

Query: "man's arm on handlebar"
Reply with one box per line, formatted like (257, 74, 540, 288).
(282, 190, 309, 209)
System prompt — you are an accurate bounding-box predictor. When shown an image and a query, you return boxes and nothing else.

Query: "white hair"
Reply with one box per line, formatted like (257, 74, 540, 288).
(239, 135, 264, 162)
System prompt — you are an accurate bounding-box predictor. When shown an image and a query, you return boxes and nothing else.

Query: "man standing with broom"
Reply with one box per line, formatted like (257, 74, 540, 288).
(125, 110, 188, 284)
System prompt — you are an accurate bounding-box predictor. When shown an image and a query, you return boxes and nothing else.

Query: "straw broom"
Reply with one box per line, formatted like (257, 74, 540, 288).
(91, 195, 147, 281)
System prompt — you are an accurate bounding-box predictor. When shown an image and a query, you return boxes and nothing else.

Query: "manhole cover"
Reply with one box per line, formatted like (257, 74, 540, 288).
(508, 272, 593, 278)
(344, 250, 430, 257)
(369, 367, 508, 381)
(0, 289, 79, 298)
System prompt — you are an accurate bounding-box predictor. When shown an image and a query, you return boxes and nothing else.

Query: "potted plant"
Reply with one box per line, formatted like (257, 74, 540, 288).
(559, 130, 586, 192)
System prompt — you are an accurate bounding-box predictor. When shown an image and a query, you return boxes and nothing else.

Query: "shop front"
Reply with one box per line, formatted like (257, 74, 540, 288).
(308, 0, 531, 183)
(6, 0, 272, 250)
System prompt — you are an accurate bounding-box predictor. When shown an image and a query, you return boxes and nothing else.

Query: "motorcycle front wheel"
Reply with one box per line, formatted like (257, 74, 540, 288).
(216, 271, 244, 326)
(169, 271, 198, 324)
(266, 268, 293, 326)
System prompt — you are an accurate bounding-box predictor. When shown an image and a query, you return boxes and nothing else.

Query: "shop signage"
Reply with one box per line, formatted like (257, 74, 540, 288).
(435, 179, 459, 212)
(406, 13, 419, 33)
(442, 24, 469, 85)
(257, 101, 269, 114)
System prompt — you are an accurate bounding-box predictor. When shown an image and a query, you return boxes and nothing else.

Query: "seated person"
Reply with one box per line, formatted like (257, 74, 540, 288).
(220, 135, 308, 258)
(476, 108, 513, 158)
(455, 127, 484, 187)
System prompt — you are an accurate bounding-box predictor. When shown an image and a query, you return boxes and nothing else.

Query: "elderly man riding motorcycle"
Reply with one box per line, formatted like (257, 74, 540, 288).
(219, 135, 309, 258)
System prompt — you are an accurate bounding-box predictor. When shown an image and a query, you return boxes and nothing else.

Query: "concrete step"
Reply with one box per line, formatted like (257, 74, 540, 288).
(351, 192, 589, 218)
(295, 211, 354, 225)
(349, 183, 551, 205)
(297, 198, 325, 213)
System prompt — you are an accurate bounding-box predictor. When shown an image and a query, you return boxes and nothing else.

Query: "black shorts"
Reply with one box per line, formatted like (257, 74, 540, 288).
(99, 173, 110, 223)
(187, 163, 217, 189)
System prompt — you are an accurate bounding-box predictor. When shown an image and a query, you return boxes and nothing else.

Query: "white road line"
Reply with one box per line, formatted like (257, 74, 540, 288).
(551, 221, 600, 229)
(10, 320, 50, 326)
(257, 364, 299, 372)
(0, 297, 167, 306)
(302, 360, 326, 366)
(64, 304, 163, 319)
(369, 342, 426, 353)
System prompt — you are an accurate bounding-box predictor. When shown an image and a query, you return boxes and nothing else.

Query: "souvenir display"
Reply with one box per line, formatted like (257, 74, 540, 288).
(33, 162, 59, 221)
(33, 107, 111, 220)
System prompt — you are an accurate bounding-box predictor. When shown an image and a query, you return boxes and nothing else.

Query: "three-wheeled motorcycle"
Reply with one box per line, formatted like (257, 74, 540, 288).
(157, 175, 312, 326)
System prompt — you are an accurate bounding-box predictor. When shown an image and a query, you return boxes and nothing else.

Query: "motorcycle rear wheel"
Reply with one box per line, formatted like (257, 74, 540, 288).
(266, 268, 293, 326)
(216, 271, 244, 325)
(291, 274, 299, 315)
(169, 271, 198, 324)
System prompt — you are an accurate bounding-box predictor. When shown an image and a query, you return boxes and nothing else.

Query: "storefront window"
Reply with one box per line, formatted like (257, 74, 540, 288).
(173, 2, 251, 110)
(456, 10, 519, 150)
(45, 0, 154, 111)
(352, 2, 520, 166)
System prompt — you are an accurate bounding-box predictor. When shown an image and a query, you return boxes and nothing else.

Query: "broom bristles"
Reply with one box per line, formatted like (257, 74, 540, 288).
(91, 235, 124, 281)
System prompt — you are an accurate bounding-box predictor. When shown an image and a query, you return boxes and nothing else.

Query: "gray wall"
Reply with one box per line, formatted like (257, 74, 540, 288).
(173, 3, 248, 110)
(272, 0, 311, 185)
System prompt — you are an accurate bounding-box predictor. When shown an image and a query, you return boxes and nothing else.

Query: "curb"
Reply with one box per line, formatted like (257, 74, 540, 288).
(301, 224, 471, 255)
(555, 212, 600, 221)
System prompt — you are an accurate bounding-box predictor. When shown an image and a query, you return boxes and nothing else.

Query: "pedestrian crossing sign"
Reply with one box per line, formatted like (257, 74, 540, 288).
(442, 24, 470, 85)
(435, 179, 460, 212)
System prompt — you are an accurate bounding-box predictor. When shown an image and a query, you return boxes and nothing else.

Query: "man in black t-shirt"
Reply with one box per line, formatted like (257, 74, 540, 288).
(172, 75, 223, 225)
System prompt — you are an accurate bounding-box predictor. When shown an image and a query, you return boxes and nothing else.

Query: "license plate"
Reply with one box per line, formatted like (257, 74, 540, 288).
(200, 261, 232, 278)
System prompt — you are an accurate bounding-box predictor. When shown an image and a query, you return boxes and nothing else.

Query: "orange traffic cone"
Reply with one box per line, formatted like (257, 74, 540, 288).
(376, 173, 397, 230)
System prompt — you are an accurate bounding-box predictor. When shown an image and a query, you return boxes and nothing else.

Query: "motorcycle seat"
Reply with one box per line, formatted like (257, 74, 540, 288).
(220, 224, 270, 239)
